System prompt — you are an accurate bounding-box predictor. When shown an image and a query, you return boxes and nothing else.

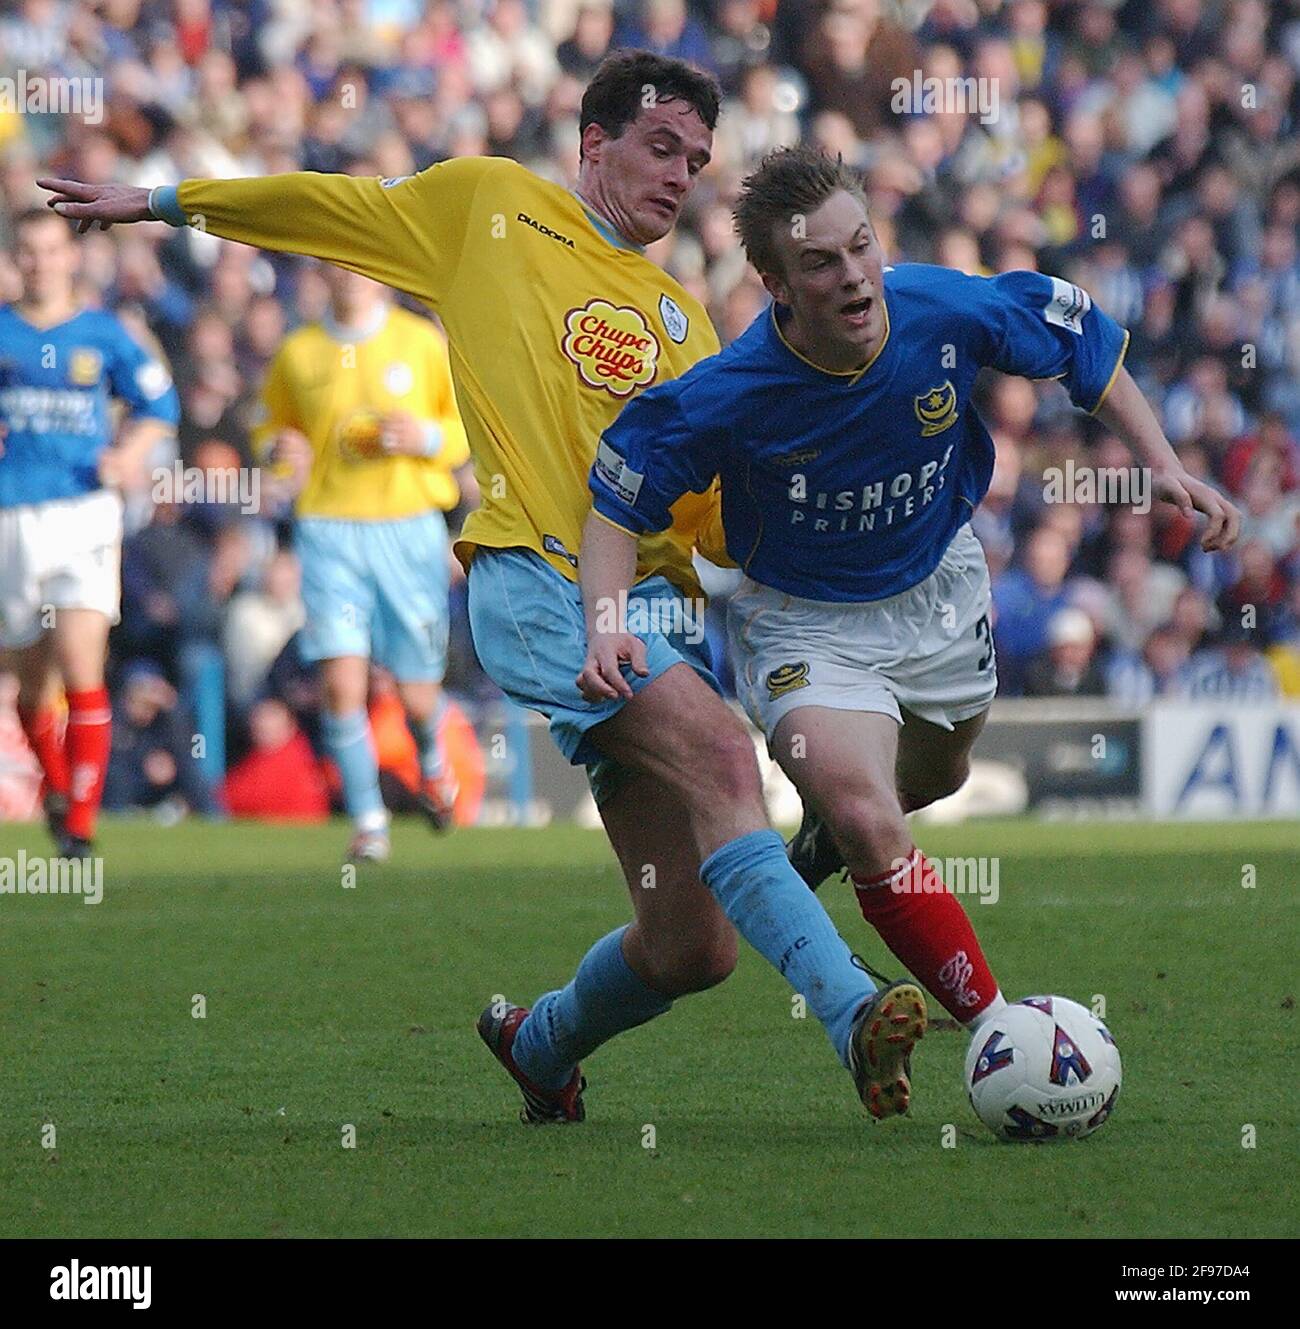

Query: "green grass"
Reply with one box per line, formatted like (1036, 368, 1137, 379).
(1, 817, 1296, 1238)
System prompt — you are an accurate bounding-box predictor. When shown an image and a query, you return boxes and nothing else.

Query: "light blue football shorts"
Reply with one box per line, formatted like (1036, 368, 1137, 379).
(466, 545, 719, 804)
(294, 511, 450, 681)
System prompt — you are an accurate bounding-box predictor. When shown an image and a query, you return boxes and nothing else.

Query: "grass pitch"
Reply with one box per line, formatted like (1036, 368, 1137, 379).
(1, 817, 1295, 1239)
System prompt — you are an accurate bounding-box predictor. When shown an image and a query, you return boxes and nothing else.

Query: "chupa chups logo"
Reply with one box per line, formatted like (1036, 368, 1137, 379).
(562, 300, 659, 397)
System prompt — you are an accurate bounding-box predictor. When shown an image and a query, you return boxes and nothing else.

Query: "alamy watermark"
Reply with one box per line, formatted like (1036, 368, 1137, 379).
(592, 591, 706, 646)
(152, 461, 261, 515)
(890, 853, 1000, 905)
(891, 70, 1000, 125)
(1042, 460, 1151, 514)
(0, 71, 103, 124)
(50, 1261, 150, 1309)
(0, 852, 103, 905)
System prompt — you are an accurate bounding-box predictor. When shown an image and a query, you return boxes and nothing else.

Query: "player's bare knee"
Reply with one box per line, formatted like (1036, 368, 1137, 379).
(690, 723, 762, 807)
(820, 786, 910, 871)
(901, 758, 970, 813)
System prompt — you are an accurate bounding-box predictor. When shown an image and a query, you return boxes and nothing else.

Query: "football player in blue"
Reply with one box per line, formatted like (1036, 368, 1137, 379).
(0, 208, 179, 856)
(581, 146, 1240, 1044)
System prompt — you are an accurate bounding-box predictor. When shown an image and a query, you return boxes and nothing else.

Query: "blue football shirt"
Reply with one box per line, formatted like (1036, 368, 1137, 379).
(0, 305, 180, 509)
(591, 264, 1129, 602)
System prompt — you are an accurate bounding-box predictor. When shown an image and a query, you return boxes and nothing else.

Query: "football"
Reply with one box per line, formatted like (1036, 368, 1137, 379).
(964, 996, 1122, 1142)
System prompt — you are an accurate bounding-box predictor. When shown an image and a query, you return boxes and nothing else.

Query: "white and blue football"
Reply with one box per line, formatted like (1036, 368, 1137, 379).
(964, 995, 1122, 1141)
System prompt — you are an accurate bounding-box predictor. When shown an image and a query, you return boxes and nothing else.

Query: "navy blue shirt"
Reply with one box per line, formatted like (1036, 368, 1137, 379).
(591, 265, 1128, 602)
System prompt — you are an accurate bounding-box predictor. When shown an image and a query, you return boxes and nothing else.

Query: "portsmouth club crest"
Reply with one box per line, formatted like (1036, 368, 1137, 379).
(913, 380, 958, 437)
(68, 348, 103, 386)
(766, 661, 810, 699)
(659, 293, 689, 344)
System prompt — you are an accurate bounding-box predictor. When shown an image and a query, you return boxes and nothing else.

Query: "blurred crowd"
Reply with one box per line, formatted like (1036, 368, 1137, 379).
(2, 0, 1299, 819)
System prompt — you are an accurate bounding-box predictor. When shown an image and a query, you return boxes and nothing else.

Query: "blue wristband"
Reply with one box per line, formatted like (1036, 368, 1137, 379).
(148, 185, 188, 227)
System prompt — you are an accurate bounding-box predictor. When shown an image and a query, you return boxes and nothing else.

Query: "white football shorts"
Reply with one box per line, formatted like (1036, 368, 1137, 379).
(0, 490, 124, 649)
(728, 523, 997, 739)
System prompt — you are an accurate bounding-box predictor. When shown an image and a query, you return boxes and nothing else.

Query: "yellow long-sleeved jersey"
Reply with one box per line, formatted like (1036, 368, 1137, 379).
(170, 158, 727, 596)
(252, 304, 468, 520)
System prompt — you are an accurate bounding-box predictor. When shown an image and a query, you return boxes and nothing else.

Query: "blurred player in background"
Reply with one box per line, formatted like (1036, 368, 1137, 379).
(256, 263, 470, 865)
(39, 54, 917, 1127)
(0, 209, 179, 857)
(582, 147, 1242, 1037)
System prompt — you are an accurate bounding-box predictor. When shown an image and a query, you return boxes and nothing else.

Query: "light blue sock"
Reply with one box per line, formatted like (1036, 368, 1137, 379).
(410, 696, 448, 780)
(513, 925, 672, 1091)
(321, 708, 386, 832)
(700, 829, 874, 1065)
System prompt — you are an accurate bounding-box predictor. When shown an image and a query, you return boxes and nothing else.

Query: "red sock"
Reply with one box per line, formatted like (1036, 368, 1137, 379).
(853, 848, 1001, 1023)
(18, 705, 70, 798)
(64, 687, 112, 840)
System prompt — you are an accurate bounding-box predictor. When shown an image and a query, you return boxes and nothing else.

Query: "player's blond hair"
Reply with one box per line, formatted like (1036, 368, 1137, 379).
(734, 146, 870, 278)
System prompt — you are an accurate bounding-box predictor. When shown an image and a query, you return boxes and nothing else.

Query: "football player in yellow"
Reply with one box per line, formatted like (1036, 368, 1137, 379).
(40, 53, 904, 1128)
(255, 262, 470, 864)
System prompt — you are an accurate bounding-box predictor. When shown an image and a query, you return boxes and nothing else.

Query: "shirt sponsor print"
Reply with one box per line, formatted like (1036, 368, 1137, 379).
(561, 299, 659, 397)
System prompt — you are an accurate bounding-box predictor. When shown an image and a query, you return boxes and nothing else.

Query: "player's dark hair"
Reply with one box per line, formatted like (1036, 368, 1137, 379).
(579, 50, 720, 159)
(734, 146, 870, 278)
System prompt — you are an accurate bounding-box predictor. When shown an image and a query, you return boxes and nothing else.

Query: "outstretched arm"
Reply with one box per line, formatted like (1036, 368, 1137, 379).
(1095, 367, 1240, 552)
(576, 510, 647, 701)
(972, 270, 1241, 553)
(38, 163, 486, 309)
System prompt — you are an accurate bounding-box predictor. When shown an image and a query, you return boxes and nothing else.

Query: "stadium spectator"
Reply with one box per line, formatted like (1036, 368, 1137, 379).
(1183, 620, 1281, 702)
(991, 525, 1076, 694)
(1221, 411, 1300, 496)
(714, 62, 800, 167)
(1023, 607, 1106, 698)
(1236, 469, 1300, 560)
(1217, 538, 1291, 643)
(617, 0, 717, 74)
(467, 0, 560, 105)
(103, 660, 217, 817)
(222, 547, 306, 710)
(1167, 584, 1219, 655)
(799, 0, 919, 139)
(1100, 546, 1187, 655)
(556, 2, 616, 81)
(117, 498, 207, 673)
(1106, 623, 1195, 705)
(709, 0, 775, 94)
(219, 697, 330, 821)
